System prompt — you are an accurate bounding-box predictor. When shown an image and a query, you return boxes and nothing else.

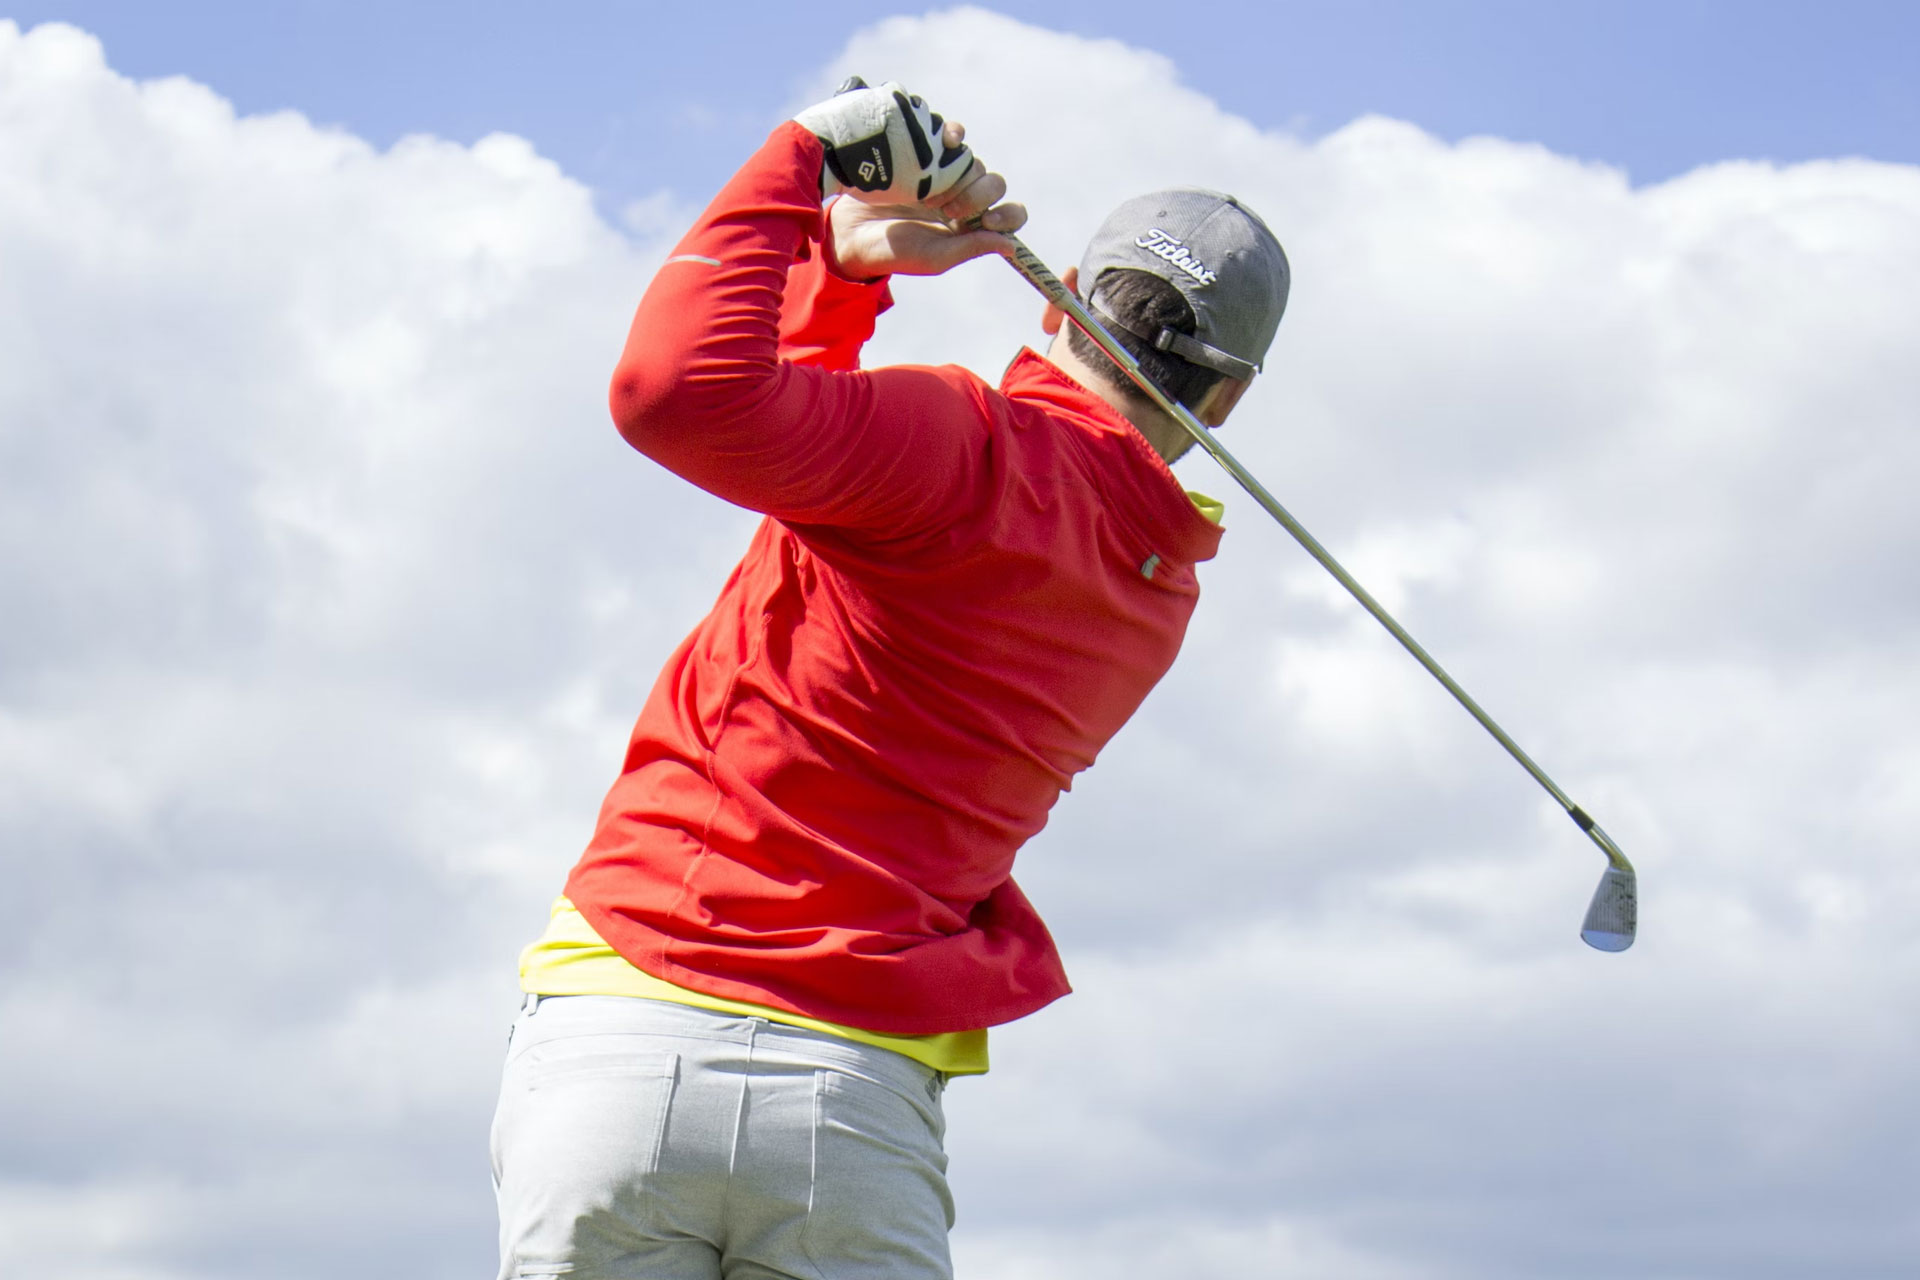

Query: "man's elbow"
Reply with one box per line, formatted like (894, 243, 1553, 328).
(609, 360, 676, 451)
(608, 357, 781, 453)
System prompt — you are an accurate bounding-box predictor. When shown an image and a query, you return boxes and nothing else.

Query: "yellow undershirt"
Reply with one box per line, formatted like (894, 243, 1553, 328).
(1188, 489, 1225, 525)
(520, 493, 1224, 1078)
(519, 898, 993, 1075)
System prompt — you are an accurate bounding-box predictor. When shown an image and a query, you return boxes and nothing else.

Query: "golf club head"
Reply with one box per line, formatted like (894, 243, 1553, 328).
(1580, 865, 1637, 952)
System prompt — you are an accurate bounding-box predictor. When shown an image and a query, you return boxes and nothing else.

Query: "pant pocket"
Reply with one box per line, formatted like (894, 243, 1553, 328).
(802, 1069, 954, 1280)
(493, 1040, 681, 1274)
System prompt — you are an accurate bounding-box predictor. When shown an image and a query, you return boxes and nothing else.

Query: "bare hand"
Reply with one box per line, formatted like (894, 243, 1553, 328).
(826, 120, 1028, 279)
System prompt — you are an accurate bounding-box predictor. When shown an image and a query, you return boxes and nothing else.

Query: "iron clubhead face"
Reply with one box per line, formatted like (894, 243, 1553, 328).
(1580, 865, 1637, 952)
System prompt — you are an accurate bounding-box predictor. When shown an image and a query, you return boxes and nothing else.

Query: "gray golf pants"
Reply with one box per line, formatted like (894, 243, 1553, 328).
(491, 994, 955, 1280)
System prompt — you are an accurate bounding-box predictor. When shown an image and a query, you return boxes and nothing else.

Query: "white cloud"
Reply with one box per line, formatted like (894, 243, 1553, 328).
(4, 10, 1919, 1278)
(0, 1178, 190, 1280)
(954, 1213, 1421, 1280)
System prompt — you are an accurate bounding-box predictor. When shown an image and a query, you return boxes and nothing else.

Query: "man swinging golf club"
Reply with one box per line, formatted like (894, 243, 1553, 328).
(490, 77, 1289, 1279)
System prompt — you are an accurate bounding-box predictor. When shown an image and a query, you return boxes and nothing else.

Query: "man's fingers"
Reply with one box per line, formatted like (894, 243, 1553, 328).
(979, 200, 1026, 233)
(941, 200, 1025, 237)
(934, 203, 1027, 269)
(829, 150, 1021, 277)
(920, 228, 1010, 273)
(934, 163, 1006, 224)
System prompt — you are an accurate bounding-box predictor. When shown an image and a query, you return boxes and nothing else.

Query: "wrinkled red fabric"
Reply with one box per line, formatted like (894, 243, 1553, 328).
(565, 122, 1224, 1033)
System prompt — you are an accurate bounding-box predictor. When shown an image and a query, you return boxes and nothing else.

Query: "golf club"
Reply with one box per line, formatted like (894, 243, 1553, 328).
(988, 231, 1637, 951)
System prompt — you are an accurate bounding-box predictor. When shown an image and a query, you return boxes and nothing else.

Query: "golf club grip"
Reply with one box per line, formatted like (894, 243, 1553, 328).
(993, 233, 1632, 875)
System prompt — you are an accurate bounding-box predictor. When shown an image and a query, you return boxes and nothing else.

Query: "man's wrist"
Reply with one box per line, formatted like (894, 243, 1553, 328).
(821, 197, 889, 286)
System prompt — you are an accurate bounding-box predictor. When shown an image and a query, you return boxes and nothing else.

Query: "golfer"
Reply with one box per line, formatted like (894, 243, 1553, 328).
(491, 79, 1289, 1280)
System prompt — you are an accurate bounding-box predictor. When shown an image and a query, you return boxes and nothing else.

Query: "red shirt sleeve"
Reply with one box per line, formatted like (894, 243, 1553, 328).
(609, 123, 986, 537)
(777, 207, 894, 371)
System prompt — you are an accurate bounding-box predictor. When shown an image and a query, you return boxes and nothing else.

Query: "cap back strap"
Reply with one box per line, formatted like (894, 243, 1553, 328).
(1088, 292, 1259, 381)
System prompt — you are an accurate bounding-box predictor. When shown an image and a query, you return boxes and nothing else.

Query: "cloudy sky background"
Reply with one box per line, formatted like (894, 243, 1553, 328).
(3, 5, 1918, 1277)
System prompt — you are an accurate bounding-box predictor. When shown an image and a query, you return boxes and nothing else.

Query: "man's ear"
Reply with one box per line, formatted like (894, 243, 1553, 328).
(1041, 265, 1080, 336)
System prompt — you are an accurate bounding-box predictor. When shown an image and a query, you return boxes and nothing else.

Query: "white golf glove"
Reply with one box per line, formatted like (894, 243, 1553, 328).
(793, 76, 975, 205)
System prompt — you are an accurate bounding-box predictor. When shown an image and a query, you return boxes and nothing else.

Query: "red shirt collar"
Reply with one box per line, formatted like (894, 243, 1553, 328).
(999, 348, 1225, 564)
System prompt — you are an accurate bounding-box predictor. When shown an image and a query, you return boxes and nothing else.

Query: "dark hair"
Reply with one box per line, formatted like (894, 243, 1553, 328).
(1067, 269, 1227, 411)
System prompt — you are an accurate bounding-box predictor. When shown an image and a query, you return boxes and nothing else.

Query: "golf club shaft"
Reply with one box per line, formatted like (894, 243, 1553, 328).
(995, 233, 1631, 874)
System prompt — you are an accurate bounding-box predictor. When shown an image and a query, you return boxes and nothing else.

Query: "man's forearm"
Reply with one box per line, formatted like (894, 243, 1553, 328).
(609, 121, 826, 456)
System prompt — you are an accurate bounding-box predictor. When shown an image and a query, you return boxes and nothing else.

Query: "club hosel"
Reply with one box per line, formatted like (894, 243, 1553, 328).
(1586, 823, 1634, 873)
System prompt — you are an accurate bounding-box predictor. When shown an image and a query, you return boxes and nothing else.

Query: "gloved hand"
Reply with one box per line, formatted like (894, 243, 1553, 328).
(793, 77, 975, 204)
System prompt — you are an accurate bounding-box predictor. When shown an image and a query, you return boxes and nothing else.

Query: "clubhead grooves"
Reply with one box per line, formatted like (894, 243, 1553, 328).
(1580, 865, 1638, 952)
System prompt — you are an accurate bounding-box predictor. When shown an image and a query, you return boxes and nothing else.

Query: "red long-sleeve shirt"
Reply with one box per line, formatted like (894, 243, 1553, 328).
(564, 123, 1224, 1034)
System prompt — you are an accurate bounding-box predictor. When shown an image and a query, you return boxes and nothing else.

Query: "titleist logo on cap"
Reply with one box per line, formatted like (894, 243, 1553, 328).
(1134, 228, 1217, 286)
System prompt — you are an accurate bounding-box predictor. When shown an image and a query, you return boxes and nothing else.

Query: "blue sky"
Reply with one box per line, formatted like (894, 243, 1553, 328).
(4, 7, 1919, 1278)
(12, 0, 1920, 215)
